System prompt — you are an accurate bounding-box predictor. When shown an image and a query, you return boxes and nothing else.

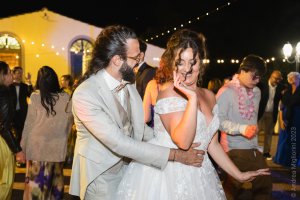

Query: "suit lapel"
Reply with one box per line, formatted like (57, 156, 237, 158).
(137, 62, 147, 74)
(94, 70, 123, 128)
(94, 70, 144, 140)
(127, 84, 144, 140)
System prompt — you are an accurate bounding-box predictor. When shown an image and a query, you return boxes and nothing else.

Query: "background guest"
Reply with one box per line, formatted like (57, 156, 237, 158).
(9, 66, 33, 151)
(257, 70, 284, 160)
(143, 79, 159, 128)
(0, 61, 25, 200)
(274, 71, 300, 167)
(207, 77, 223, 169)
(142, 59, 167, 128)
(60, 74, 76, 165)
(60, 74, 74, 95)
(21, 66, 73, 199)
(135, 39, 157, 99)
(216, 55, 272, 200)
(207, 78, 222, 94)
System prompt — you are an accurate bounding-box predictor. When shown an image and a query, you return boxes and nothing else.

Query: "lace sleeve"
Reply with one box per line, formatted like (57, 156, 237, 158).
(154, 97, 187, 114)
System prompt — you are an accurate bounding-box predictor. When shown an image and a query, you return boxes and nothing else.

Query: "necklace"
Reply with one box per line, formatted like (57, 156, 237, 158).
(231, 75, 255, 120)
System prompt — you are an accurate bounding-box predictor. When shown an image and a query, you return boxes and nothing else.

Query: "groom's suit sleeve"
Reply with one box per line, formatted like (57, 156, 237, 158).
(73, 87, 170, 170)
(142, 125, 155, 141)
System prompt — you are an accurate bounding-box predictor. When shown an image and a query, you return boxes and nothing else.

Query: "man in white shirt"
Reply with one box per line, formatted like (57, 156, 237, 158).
(258, 70, 284, 160)
(9, 67, 33, 148)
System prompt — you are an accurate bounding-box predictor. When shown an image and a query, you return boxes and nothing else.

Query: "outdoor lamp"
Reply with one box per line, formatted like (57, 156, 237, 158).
(282, 42, 300, 72)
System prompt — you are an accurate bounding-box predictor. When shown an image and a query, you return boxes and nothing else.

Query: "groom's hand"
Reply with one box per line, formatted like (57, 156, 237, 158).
(173, 142, 205, 167)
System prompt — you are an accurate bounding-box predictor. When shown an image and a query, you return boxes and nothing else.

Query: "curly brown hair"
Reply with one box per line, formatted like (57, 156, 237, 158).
(155, 29, 207, 85)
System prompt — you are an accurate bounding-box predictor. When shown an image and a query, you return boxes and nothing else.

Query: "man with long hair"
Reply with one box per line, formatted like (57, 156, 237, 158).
(69, 25, 205, 199)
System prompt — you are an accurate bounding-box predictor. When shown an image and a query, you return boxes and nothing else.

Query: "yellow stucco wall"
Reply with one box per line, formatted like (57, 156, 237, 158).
(0, 9, 101, 84)
(0, 8, 164, 84)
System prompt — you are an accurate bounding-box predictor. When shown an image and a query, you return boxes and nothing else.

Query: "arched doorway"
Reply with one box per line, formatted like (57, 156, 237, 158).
(70, 39, 93, 79)
(0, 33, 22, 68)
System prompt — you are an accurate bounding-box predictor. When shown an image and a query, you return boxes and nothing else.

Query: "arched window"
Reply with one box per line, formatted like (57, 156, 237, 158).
(0, 34, 22, 68)
(70, 39, 93, 79)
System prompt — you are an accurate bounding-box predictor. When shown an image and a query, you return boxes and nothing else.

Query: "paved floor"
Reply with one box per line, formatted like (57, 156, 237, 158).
(12, 134, 300, 200)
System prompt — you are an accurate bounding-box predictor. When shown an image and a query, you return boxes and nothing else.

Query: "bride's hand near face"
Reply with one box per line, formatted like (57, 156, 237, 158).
(173, 71, 197, 100)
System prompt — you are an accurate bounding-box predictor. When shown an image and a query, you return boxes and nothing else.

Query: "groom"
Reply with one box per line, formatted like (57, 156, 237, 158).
(69, 25, 205, 200)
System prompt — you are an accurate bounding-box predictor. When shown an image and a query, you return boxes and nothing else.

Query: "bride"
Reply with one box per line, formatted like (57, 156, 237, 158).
(116, 29, 270, 200)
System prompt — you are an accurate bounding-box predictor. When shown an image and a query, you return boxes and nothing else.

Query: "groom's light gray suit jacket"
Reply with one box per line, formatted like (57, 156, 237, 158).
(69, 70, 169, 198)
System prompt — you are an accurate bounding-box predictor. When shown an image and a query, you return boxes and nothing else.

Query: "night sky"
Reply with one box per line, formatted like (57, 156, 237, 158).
(1, 0, 299, 81)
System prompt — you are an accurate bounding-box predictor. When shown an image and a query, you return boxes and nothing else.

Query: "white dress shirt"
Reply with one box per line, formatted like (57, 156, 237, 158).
(103, 70, 128, 111)
(265, 80, 276, 112)
(15, 85, 21, 110)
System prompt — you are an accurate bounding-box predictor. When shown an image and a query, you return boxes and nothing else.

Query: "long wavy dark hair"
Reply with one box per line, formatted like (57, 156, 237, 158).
(35, 66, 62, 116)
(155, 29, 207, 86)
(78, 25, 137, 85)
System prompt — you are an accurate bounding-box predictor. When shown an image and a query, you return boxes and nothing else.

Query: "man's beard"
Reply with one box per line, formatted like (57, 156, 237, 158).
(119, 61, 136, 83)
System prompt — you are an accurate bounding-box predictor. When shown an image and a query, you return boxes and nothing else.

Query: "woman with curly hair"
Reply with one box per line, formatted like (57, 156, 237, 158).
(117, 29, 269, 200)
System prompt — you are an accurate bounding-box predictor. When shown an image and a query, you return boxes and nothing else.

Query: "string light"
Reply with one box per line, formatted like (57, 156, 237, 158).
(16, 37, 70, 58)
(203, 59, 210, 64)
(145, 1, 237, 42)
(231, 59, 239, 63)
(14, 38, 281, 63)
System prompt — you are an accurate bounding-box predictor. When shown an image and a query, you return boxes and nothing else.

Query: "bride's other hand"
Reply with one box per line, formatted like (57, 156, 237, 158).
(237, 168, 270, 182)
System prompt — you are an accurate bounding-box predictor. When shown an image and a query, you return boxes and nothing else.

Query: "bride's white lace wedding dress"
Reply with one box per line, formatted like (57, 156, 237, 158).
(116, 97, 226, 200)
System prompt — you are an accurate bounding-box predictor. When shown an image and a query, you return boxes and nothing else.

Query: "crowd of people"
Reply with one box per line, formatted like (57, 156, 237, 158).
(0, 64, 76, 199)
(0, 24, 299, 200)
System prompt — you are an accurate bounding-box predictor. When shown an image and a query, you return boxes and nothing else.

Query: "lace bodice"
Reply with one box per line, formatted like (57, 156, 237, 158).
(152, 97, 220, 151)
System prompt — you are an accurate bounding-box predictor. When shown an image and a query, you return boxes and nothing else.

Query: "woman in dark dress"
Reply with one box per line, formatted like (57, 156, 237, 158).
(274, 72, 300, 167)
